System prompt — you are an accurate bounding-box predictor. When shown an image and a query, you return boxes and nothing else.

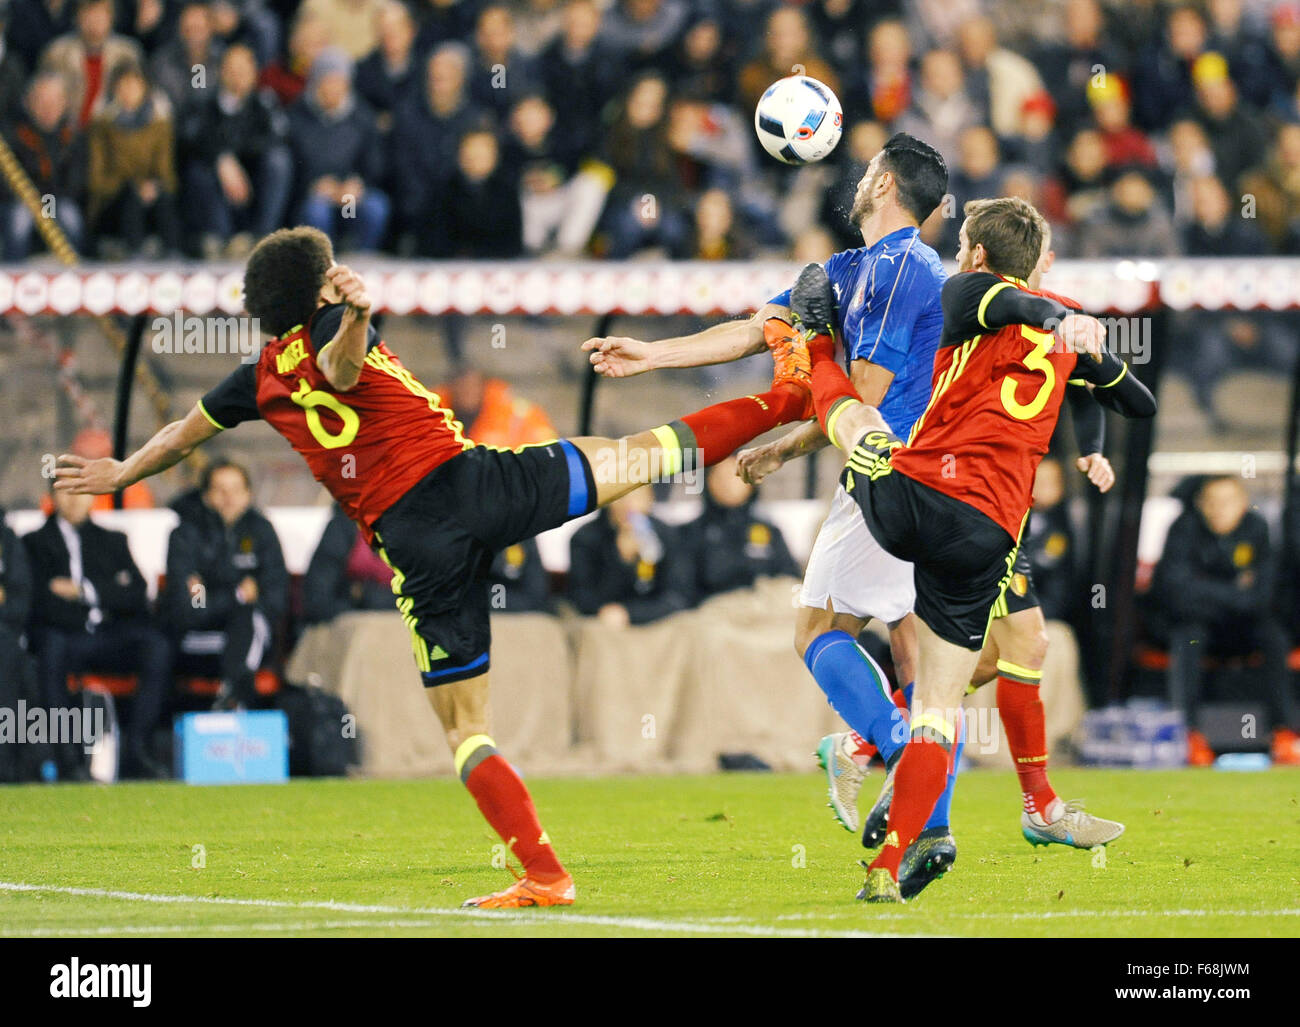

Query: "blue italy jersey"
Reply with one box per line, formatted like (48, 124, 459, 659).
(770, 226, 947, 439)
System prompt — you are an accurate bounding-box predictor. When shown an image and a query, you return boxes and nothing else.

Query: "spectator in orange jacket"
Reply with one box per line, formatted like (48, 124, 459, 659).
(435, 366, 557, 448)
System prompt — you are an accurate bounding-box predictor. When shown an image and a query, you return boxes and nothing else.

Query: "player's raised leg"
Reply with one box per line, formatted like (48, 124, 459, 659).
(568, 315, 814, 506)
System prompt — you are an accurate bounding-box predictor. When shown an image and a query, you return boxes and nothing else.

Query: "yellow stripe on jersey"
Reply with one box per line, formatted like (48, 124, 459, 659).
(364, 347, 473, 451)
(908, 336, 979, 444)
(1101, 363, 1129, 389)
(977, 281, 1014, 328)
(196, 399, 227, 431)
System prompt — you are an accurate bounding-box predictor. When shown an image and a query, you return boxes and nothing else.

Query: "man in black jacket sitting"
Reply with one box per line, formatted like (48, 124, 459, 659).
(24, 488, 171, 779)
(162, 460, 287, 710)
(0, 508, 34, 782)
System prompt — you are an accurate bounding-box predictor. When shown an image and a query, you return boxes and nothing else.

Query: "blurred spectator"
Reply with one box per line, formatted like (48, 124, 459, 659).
(1192, 50, 1268, 195)
(599, 0, 688, 75)
(487, 537, 550, 613)
(809, 0, 873, 84)
(737, 7, 840, 117)
(25, 487, 171, 779)
(390, 42, 482, 254)
(895, 48, 977, 167)
(1031, 0, 1123, 132)
(682, 456, 798, 602)
(1163, 117, 1216, 226)
(666, 14, 734, 104)
(1264, 3, 1300, 113)
(9, 0, 76, 66)
(939, 124, 1001, 252)
(3, 71, 87, 259)
(506, 92, 607, 256)
(1076, 165, 1177, 259)
(86, 62, 179, 257)
(259, 9, 328, 107)
(301, 0, 385, 59)
(538, 0, 619, 160)
(0, 508, 33, 783)
(40, 0, 143, 126)
(149, 0, 221, 111)
(1131, 2, 1207, 132)
(598, 72, 688, 258)
(789, 223, 834, 263)
(288, 46, 390, 251)
(567, 486, 692, 626)
(0, 2, 30, 120)
(854, 18, 911, 125)
(434, 364, 555, 447)
(1206, 0, 1274, 108)
(1023, 456, 1075, 622)
(469, 4, 537, 120)
(1002, 89, 1056, 172)
(1086, 75, 1157, 170)
(433, 127, 521, 257)
(1148, 476, 1297, 763)
(1057, 127, 1109, 229)
(955, 14, 1042, 138)
(1181, 174, 1265, 256)
(1241, 122, 1300, 253)
(354, 0, 419, 127)
(676, 187, 755, 260)
(179, 43, 291, 257)
(513, 0, 563, 58)
(301, 503, 393, 625)
(162, 460, 288, 711)
(412, 0, 480, 56)
(665, 94, 773, 236)
(208, 0, 281, 67)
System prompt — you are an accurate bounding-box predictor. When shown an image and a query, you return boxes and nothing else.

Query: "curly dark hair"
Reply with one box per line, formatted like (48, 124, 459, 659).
(242, 227, 334, 337)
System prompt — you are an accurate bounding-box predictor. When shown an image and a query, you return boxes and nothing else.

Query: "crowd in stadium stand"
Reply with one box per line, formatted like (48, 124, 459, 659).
(3, 0, 1300, 261)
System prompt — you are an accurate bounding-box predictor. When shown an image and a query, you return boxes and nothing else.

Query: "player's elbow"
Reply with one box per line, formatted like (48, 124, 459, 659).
(323, 364, 362, 393)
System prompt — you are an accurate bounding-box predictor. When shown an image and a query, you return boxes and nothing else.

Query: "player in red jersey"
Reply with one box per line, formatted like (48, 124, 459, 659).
(54, 226, 820, 909)
(789, 197, 1155, 902)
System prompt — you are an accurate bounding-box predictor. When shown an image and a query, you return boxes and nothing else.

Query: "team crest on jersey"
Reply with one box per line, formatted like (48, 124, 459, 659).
(1010, 572, 1029, 597)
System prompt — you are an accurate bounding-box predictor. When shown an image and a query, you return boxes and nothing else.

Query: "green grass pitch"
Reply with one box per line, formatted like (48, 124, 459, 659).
(1, 768, 1296, 938)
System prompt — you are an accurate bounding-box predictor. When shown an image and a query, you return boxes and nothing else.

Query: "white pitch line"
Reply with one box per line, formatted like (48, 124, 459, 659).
(0, 881, 932, 939)
(775, 907, 1300, 922)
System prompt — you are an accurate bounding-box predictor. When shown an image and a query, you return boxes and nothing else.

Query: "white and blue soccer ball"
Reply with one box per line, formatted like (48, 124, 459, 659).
(753, 75, 844, 165)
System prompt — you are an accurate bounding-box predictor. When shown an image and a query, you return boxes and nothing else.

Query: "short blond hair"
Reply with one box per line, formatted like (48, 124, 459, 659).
(963, 197, 1046, 280)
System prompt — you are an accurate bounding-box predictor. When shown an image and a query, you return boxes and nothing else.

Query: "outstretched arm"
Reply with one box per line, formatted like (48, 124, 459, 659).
(54, 405, 219, 494)
(582, 303, 790, 377)
(316, 265, 373, 392)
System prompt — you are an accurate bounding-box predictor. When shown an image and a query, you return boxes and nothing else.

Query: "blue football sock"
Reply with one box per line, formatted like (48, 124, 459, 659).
(924, 712, 964, 831)
(803, 630, 905, 763)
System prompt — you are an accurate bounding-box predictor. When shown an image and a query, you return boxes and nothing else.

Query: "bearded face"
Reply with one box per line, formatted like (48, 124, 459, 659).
(849, 157, 884, 229)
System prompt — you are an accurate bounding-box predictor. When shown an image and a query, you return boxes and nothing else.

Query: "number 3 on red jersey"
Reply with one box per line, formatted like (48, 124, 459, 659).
(999, 325, 1056, 421)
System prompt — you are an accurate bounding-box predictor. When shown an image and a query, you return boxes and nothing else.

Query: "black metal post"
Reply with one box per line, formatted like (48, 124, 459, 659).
(111, 314, 149, 510)
(578, 313, 614, 436)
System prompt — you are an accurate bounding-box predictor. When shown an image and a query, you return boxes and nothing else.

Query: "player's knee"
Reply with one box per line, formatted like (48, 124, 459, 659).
(1025, 626, 1049, 669)
(793, 609, 832, 660)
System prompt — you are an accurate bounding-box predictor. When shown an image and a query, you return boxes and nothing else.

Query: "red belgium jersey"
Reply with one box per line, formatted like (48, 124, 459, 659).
(889, 272, 1087, 541)
(199, 305, 472, 540)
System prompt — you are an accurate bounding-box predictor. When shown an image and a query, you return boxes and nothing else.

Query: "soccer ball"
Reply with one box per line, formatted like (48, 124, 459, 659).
(753, 76, 844, 165)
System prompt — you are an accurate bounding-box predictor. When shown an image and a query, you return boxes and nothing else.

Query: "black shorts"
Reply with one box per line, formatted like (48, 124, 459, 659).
(372, 440, 596, 685)
(841, 430, 1018, 652)
(991, 547, 1040, 619)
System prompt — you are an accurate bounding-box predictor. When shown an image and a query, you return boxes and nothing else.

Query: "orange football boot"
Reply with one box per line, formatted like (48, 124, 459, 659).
(462, 873, 576, 909)
(763, 318, 815, 419)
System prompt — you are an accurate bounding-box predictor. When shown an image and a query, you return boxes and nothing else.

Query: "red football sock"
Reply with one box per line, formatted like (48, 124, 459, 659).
(811, 359, 861, 443)
(672, 384, 808, 466)
(996, 675, 1057, 818)
(869, 735, 952, 879)
(463, 753, 567, 883)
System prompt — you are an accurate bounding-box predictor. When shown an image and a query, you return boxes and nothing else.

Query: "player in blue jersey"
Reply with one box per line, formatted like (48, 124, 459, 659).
(583, 133, 952, 872)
